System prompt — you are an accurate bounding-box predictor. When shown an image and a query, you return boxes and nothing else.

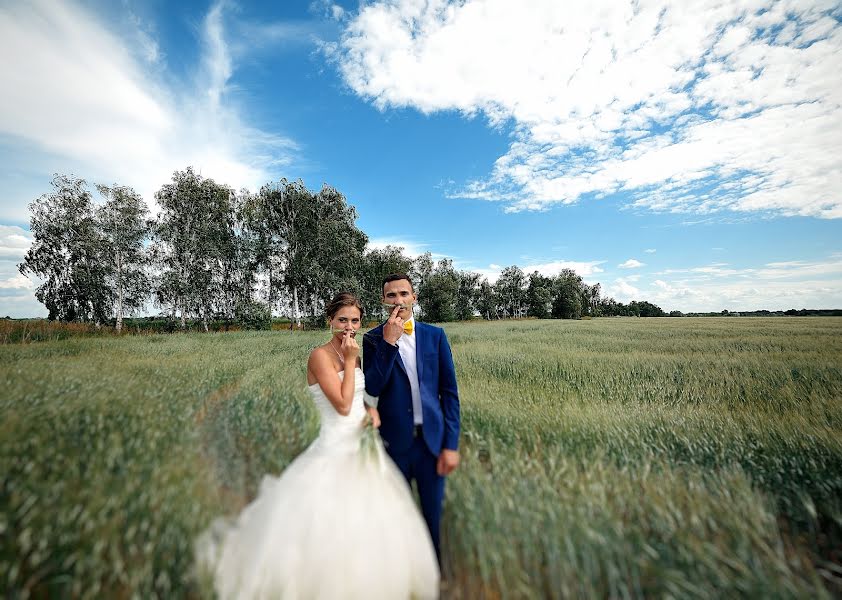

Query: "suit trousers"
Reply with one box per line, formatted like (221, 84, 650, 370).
(387, 428, 445, 564)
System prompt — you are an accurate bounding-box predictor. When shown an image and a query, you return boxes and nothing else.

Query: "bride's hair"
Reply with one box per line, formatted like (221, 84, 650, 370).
(325, 292, 363, 320)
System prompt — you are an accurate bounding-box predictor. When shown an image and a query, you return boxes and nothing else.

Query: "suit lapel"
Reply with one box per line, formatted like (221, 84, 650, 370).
(395, 348, 407, 374)
(374, 323, 407, 374)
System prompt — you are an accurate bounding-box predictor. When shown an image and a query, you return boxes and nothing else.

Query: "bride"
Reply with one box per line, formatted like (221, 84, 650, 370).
(195, 292, 440, 599)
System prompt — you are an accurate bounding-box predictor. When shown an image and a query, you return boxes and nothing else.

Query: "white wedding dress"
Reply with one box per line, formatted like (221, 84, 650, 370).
(195, 367, 440, 599)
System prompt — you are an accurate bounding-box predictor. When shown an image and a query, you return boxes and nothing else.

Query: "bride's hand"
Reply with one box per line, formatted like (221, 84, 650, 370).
(340, 330, 359, 360)
(365, 406, 381, 428)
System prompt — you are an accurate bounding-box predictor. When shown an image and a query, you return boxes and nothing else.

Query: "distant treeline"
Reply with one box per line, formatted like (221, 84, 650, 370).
(17, 169, 676, 332)
(673, 308, 842, 317)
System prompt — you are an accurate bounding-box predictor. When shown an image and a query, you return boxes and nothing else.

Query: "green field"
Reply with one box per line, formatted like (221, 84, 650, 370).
(2, 318, 841, 598)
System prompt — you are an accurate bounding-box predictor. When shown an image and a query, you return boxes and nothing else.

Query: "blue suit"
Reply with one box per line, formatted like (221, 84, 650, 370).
(363, 320, 460, 560)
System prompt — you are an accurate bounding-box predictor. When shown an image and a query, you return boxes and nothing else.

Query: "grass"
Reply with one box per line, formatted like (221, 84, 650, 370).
(2, 317, 841, 598)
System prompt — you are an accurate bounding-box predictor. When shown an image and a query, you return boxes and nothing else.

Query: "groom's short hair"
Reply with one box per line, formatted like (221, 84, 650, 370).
(382, 273, 414, 294)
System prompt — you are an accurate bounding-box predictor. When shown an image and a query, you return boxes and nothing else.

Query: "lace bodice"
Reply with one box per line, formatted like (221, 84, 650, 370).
(307, 367, 367, 451)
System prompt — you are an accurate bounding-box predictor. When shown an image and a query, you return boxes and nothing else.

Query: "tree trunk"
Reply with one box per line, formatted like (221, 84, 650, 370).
(115, 252, 123, 332)
(292, 286, 300, 330)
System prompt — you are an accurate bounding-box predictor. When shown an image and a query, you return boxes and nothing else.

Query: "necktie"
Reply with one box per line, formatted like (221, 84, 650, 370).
(403, 320, 413, 335)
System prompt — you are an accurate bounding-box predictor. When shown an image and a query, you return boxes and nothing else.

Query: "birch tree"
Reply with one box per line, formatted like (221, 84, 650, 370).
(495, 265, 527, 318)
(454, 271, 481, 321)
(152, 168, 237, 331)
(96, 184, 151, 331)
(552, 268, 584, 319)
(418, 258, 459, 322)
(475, 279, 498, 320)
(247, 180, 366, 328)
(245, 179, 310, 327)
(526, 271, 552, 318)
(303, 184, 367, 321)
(360, 244, 414, 319)
(19, 175, 110, 323)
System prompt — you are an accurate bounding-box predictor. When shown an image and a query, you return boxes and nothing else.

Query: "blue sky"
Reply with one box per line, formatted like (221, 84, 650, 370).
(1, 0, 841, 317)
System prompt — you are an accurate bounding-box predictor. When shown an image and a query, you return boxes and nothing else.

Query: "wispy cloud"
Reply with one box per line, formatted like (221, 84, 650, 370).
(309, 1, 346, 23)
(619, 259, 645, 269)
(0, 0, 297, 222)
(619, 255, 842, 311)
(333, 0, 842, 218)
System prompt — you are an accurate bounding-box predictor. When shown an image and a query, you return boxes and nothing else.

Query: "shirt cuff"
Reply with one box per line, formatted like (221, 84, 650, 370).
(363, 391, 379, 408)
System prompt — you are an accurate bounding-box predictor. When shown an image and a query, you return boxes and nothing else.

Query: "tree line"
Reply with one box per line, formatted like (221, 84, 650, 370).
(18, 169, 666, 331)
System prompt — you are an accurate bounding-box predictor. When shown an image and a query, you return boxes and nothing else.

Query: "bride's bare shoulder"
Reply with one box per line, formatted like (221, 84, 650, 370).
(311, 344, 337, 363)
(307, 346, 330, 383)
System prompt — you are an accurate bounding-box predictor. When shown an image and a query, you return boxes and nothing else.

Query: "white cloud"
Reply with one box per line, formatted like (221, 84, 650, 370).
(310, 1, 346, 22)
(0, 225, 32, 260)
(619, 259, 645, 269)
(0, 225, 43, 317)
(604, 277, 641, 303)
(366, 237, 442, 259)
(622, 255, 842, 311)
(471, 259, 605, 284)
(0, 0, 296, 222)
(644, 248, 657, 254)
(333, 0, 842, 218)
(522, 260, 604, 278)
(0, 273, 34, 291)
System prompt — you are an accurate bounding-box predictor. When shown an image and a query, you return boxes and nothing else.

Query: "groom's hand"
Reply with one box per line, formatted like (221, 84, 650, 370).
(383, 305, 404, 345)
(437, 449, 460, 476)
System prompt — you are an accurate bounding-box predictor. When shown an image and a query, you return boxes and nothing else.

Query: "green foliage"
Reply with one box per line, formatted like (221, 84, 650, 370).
(475, 278, 497, 320)
(551, 268, 584, 319)
(152, 168, 241, 331)
(19, 175, 111, 323)
(455, 271, 482, 321)
(526, 271, 553, 318)
(418, 258, 460, 322)
(243, 179, 367, 326)
(234, 300, 272, 330)
(95, 184, 152, 330)
(2, 318, 841, 598)
(359, 245, 414, 320)
(496, 265, 527, 318)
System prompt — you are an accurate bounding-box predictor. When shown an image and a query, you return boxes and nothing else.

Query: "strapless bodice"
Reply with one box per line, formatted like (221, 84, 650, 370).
(307, 367, 367, 451)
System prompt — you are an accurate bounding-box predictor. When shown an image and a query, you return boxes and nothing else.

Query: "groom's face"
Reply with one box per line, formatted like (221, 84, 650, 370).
(382, 279, 416, 320)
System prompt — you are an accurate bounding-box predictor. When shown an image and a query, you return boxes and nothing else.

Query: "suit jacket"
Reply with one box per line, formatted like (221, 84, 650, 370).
(363, 321, 460, 455)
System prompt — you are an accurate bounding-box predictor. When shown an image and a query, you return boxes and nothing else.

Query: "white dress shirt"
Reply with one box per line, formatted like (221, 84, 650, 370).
(398, 317, 423, 425)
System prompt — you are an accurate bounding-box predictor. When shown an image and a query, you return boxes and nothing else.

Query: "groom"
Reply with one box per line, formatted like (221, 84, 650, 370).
(363, 273, 461, 562)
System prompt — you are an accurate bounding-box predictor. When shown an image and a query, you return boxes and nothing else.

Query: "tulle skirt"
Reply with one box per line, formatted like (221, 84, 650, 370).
(195, 436, 440, 599)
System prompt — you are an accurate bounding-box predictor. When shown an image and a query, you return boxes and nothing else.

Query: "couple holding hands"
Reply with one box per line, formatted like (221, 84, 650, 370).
(199, 274, 461, 599)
